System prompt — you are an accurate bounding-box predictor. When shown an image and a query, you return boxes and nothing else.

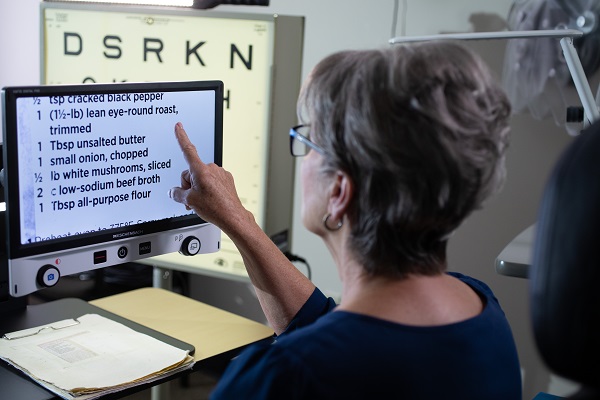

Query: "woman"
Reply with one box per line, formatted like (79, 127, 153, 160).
(169, 41, 521, 399)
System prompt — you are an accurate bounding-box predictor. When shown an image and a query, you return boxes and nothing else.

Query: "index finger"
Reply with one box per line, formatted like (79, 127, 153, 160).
(174, 122, 205, 168)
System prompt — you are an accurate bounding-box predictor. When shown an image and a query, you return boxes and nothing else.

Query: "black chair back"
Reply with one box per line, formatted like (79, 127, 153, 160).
(530, 121, 600, 398)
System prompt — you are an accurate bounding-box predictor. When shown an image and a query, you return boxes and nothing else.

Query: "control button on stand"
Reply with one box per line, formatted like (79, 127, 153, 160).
(179, 236, 201, 256)
(94, 250, 107, 264)
(37, 265, 60, 288)
(117, 246, 128, 259)
(139, 241, 152, 255)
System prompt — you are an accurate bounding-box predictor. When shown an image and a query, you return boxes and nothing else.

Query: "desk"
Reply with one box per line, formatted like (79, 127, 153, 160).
(137, 252, 250, 291)
(1, 288, 274, 400)
(495, 225, 534, 279)
(90, 287, 273, 364)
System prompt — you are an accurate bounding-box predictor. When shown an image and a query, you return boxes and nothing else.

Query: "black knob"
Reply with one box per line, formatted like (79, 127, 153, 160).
(37, 265, 61, 288)
(179, 236, 201, 256)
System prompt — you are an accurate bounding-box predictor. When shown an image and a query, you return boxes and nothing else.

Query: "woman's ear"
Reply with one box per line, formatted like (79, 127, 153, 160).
(328, 171, 354, 221)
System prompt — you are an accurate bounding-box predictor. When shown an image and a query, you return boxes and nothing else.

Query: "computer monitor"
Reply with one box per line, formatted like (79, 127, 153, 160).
(1, 80, 223, 297)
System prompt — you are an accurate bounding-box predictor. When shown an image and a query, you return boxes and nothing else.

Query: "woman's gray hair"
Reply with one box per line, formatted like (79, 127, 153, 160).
(297, 41, 511, 278)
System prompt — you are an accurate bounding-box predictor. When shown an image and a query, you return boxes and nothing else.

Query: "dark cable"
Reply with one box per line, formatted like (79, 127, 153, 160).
(284, 251, 312, 281)
(192, 0, 269, 9)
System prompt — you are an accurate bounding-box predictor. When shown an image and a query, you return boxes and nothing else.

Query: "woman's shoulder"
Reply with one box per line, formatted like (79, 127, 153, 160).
(213, 302, 519, 399)
(447, 271, 500, 302)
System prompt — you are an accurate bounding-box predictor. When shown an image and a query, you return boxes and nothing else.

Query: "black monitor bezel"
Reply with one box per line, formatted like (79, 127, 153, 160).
(2, 80, 223, 260)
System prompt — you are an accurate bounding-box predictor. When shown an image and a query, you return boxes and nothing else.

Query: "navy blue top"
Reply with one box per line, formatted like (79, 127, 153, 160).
(211, 272, 521, 399)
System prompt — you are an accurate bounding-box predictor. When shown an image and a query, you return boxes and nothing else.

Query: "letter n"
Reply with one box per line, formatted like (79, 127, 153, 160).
(230, 44, 252, 70)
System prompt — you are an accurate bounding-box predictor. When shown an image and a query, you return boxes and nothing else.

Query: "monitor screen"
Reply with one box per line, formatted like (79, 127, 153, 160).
(2, 80, 223, 297)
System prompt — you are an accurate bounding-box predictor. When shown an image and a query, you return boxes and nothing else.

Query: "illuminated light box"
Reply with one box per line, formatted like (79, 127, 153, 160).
(40, 3, 304, 280)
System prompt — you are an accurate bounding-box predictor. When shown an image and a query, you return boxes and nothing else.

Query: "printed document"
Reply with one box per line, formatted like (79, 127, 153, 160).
(0, 313, 194, 399)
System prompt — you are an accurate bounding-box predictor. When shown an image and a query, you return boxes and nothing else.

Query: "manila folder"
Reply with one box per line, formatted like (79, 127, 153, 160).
(0, 313, 194, 399)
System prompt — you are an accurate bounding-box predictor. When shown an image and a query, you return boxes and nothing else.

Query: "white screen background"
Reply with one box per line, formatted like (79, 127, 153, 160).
(16, 89, 216, 244)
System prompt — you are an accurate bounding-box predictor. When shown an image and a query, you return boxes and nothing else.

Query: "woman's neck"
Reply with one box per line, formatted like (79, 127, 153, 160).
(337, 269, 483, 327)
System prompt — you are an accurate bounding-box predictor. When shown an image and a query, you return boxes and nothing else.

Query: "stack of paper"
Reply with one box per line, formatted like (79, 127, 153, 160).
(0, 313, 194, 400)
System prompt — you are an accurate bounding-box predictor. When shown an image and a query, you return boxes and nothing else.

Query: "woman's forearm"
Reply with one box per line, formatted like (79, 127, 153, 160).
(223, 209, 315, 334)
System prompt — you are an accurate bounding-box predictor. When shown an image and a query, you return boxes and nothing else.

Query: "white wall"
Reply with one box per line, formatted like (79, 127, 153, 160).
(0, 1, 582, 398)
(220, 0, 518, 302)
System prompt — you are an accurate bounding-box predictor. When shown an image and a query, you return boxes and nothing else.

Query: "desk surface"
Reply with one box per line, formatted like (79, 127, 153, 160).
(495, 225, 534, 279)
(1, 288, 273, 400)
(90, 287, 274, 362)
(138, 252, 251, 283)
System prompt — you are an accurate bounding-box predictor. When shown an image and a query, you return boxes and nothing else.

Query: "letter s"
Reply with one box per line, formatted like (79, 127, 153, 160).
(103, 35, 122, 59)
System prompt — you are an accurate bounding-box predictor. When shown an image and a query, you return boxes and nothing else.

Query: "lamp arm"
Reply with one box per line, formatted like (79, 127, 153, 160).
(389, 29, 584, 43)
(560, 37, 600, 124)
(389, 29, 599, 125)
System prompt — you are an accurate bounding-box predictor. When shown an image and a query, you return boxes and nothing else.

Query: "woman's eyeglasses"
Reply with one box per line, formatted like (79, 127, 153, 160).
(289, 125, 325, 157)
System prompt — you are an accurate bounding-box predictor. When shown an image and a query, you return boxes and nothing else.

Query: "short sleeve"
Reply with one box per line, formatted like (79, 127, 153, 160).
(210, 287, 336, 399)
(280, 287, 337, 335)
(209, 339, 311, 400)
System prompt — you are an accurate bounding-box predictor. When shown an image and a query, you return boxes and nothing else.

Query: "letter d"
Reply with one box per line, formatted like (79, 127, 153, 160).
(64, 32, 82, 56)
